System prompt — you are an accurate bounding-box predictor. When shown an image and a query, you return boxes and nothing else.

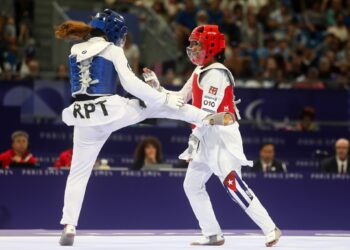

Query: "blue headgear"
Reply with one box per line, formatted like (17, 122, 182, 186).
(89, 9, 128, 46)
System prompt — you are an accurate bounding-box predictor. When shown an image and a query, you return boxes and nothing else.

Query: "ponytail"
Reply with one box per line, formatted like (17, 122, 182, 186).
(55, 20, 93, 41)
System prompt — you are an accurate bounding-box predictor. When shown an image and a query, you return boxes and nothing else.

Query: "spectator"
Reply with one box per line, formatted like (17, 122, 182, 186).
(261, 56, 280, 87)
(54, 148, 73, 168)
(318, 57, 335, 87)
(295, 107, 318, 131)
(220, 9, 241, 45)
(3, 16, 16, 44)
(256, 4, 271, 32)
(334, 60, 350, 89)
(2, 43, 19, 75)
(267, 2, 293, 40)
(132, 137, 163, 170)
(195, 10, 209, 27)
(232, 3, 244, 27)
(207, 0, 223, 25)
(323, 0, 344, 26)
(287, 53, 303, 79)
(327, 13, 349, 42)
(20, 58, 40, 80)
(0, 131, 37, 168)
(294, 67, 325, 89)
(303, 1, 327, 33)
(124, 34, 140, 74)
(241, 11, 263, 49)
(299, 44, 318, 75)
(18, 15, 31, 45)
(175, 0, 198, 53)
(152, 0, 168, 21)
(252, 143, 287, 173)
(163, 68, 182, 86)
(321, 138, 350, 174)
(164, 0, 184, 22)
(344, 0, 350, 27)
(55, 63, 69, 81)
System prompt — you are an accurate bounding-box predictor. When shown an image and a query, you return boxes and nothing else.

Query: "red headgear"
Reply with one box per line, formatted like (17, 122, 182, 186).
(186, 25, 225, 66)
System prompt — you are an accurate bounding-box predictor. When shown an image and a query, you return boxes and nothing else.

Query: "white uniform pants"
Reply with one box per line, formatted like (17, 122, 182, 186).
(60, 100, 208, 226)
(183, 136, 276, 236)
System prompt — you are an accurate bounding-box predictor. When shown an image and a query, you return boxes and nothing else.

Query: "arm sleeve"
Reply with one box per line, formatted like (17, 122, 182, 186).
(178, 74, 193, 103)
(200, 69, 230, 113)
(161, 73, 193, 103)
(108, 46, 166, 106)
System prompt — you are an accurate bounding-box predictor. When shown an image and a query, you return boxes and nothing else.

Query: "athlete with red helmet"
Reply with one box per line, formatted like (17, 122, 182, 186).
(144, 25, 281, 247)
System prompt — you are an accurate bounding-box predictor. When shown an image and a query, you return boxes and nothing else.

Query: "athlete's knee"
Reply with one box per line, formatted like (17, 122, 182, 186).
(183, 177, 202, 195)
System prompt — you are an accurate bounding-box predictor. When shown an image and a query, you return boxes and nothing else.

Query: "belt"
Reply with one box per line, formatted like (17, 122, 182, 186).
(74, 94, 106, 101)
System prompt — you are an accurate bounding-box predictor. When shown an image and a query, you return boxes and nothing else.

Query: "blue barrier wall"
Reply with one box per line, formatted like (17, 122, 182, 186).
(0, 169, 349, 230)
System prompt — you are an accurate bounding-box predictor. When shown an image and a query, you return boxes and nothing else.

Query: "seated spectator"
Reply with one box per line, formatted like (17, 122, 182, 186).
(327, 12, 348, 43)
(175, 0, 199, 53)
(303, 1, 327, 33)
(318, 57, 335, 87)
(241, 11, 263, 49)
(324, 0, 343, 26)
(54, 148, 73, 168)
(195, 9, 208, 27)
(0, 131, 37, 168)
(3, 16, 16, 44)
(164, 0, 184, 22)
(132, 137, 163, 170)
(152, 0, 168, 21)
(20, 58, 40, 80)
(207, 0, 223, 25)
(55, 63, 69, 81)
(252, 143, 287, 173)
(220, 9, 241, 45)
(294, 67, 325, 89)
(321, 138, 350, 174)
(334, 60, 350, 89)
(295, 107, 318, 131)
(124, 34, 140, 74)
(267, 2, 293, 40)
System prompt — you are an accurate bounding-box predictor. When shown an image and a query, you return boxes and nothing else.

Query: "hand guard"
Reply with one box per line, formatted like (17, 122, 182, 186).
(178, 133, 200, 162)
(165, 93, 185, 110)
(142, 71, 163, 92)
(187, 134, 200, 161)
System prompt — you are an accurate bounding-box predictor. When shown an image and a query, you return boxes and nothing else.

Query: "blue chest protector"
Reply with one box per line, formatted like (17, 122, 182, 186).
(69, 55, 119, 97)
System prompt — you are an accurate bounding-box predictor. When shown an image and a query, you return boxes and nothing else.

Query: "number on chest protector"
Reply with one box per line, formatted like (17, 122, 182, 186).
(73, 100, 108, 119)
(203, 100, 215, 107)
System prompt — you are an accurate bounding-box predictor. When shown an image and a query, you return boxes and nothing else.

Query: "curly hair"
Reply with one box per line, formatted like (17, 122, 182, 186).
(55, 20, 92, 40)
(132, 137, 163, 170)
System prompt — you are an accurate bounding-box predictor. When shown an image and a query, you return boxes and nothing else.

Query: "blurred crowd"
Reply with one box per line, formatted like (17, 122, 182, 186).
(2, 0, 350, 89)
(0, 0, 41, 81)
(117, 0, 350, 89)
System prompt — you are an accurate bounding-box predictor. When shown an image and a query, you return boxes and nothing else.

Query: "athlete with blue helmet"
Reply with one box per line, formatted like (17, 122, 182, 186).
(55, 9, 234, 246)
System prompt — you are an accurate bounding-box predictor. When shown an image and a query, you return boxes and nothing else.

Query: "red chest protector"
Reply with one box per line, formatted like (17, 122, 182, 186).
(191, 72, 234, 113)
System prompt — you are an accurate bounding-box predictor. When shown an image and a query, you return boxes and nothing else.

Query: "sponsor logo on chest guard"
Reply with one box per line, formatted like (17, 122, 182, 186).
(209, 86, 218, 95)
(73, 100, 108, 119)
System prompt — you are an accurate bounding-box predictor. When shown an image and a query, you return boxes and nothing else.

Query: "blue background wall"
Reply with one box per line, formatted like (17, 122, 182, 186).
(0, 170, 349, 230)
